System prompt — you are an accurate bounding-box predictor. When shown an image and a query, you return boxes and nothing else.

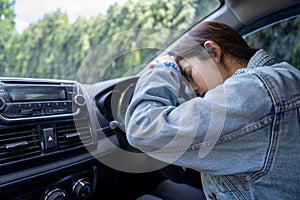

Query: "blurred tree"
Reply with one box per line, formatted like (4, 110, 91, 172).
(2, 0, 299, 85)
(3, 0, 220, 82)
(78, 0, 220, 83)
(245, 16, 300, 69)
(5, 11, 72, 78)
(0, 0, 15, 74)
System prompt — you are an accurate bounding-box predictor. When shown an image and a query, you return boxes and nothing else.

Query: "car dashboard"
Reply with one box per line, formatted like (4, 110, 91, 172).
(0, 76, 151, 200)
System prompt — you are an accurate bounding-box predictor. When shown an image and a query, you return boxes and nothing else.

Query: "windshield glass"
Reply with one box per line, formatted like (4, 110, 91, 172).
(1, 0, 220, 83)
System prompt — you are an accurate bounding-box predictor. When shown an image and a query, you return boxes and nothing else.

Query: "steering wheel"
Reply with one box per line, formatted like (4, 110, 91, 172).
(108, 76, 202, 187)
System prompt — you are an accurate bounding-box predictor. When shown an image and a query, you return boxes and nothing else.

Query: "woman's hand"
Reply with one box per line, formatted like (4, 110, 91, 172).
(146, 54, 177, 69)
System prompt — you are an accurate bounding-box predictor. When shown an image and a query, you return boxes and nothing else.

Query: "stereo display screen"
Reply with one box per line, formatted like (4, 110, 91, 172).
(8, 86, 67, 101)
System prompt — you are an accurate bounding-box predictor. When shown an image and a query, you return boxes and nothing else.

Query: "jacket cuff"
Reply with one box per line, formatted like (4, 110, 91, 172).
(155, 61, 181, 73)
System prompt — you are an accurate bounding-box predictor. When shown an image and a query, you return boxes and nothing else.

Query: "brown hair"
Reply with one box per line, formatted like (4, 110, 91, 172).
(175, 21, 258, 62)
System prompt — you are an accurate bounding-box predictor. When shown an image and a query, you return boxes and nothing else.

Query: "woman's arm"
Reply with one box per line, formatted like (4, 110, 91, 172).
(125, 62, 273, 175)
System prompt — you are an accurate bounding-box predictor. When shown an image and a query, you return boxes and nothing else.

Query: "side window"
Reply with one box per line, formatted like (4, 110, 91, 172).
(244, 15, 300, 69)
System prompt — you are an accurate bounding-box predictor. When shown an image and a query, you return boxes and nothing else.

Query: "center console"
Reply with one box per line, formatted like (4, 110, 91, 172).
(0, 78, 98, 199)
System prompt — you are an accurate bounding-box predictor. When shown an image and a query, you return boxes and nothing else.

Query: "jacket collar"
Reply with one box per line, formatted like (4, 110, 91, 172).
(247, 49, 276, 69)
(233, 49, 276, 76)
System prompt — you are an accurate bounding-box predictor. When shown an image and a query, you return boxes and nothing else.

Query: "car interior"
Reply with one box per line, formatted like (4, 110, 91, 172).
(0, 0, 299, 199)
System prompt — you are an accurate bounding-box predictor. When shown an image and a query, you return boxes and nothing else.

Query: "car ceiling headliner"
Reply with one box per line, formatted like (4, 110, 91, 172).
(225, 0, 300, 24)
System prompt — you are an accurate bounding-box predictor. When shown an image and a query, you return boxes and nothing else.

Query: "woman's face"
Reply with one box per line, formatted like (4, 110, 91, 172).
(178, 56, 224, 97)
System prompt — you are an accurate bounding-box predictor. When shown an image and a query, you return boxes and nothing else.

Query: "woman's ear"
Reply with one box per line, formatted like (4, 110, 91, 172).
(203, 41, 222, 63)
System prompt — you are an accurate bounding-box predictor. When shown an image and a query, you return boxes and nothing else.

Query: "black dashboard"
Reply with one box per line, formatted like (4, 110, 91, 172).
(0, 78, 96, 199)
(0, 76, 164, 200)
(0, 76, 190, 200)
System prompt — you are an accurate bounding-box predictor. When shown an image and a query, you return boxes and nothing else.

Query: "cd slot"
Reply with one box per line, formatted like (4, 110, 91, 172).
(2, 101, 73, 118)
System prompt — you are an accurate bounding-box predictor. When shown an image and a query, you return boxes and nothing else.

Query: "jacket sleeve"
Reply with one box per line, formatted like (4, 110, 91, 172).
(125, 62, 273, 175)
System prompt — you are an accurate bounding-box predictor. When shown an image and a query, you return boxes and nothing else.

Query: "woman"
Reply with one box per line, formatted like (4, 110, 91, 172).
(125, 21, 300, 199)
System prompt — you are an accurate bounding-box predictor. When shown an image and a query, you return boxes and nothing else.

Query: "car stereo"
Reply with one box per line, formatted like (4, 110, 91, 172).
(0, 78, 86, 122)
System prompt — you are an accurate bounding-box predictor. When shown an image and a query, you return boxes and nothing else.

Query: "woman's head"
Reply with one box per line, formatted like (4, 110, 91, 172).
(175, 21, 258, 97)
(176, 21, 257, 62)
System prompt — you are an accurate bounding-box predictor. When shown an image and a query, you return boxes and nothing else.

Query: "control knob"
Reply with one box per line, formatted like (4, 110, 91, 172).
(0, 97, 5, 112)
(44, 188, 66, 200)
(72, 179, 92, 199)
(74, 94, 86, 107)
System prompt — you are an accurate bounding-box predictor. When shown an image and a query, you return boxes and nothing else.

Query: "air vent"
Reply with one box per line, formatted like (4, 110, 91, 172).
(0, 126, 41, 165)
(56, 119, 93, 151)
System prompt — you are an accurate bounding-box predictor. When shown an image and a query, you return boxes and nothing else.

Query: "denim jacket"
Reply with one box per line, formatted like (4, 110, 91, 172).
(125, 50, 300, 199)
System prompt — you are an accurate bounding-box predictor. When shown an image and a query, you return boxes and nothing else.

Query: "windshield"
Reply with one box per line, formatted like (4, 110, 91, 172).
(1, 0, 220, 83)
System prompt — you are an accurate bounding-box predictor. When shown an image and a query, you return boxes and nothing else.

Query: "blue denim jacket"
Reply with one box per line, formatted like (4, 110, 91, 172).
(125, 50, 300, 199)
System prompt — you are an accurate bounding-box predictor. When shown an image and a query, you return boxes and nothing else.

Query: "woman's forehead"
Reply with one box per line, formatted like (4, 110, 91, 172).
(178, 56, 201, 67)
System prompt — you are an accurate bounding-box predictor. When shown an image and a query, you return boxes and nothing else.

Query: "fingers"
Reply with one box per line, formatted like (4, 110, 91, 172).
(159, 54, 176, 63)
(146, 54, 177, 69)
(146, 60, 159, 69)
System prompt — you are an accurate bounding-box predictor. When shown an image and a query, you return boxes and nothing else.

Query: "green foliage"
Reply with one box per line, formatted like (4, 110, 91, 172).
(2, 0, 219, 83)
(245, 16, 300, 69)
(3, 0, 299, 84)
(0, 0, 15, 73)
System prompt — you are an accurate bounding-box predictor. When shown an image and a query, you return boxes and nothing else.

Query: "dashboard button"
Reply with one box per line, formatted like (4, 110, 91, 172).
(43, 127, 57, 151)
(20, 109, 33, 116)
